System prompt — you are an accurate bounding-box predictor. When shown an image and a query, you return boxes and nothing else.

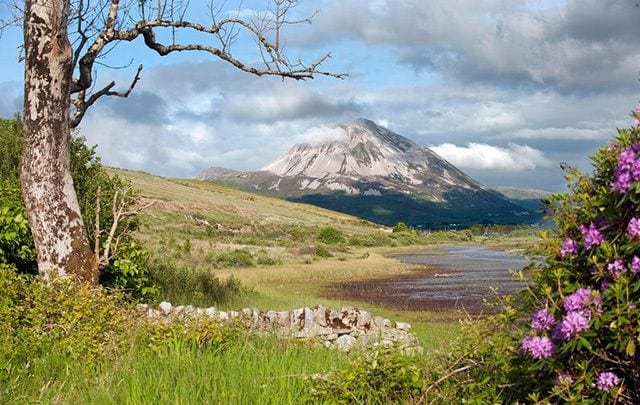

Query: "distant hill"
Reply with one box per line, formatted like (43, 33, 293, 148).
(199, 118, 541, 228)
(492, 186, 551, 212)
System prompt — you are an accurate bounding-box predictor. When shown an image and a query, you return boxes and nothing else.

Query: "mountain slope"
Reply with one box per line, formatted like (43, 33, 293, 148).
(199, 119, 538, 228)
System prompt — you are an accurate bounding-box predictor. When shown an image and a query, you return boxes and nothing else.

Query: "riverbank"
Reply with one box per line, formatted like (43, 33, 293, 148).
(323, 245, 530, 315)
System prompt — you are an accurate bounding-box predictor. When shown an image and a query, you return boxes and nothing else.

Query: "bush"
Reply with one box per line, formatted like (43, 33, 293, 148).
(214, 249, 256, 267)
(0, 265, 133, 362)
(148, 258, 246, 307)
(512, 112, 640, 403)
(0, 117, 156, 299)
(431, 107, 640, 403)
(318, 226, 345, 245)
(314, 244, 333, 258)
(0, 184, 36, 274)
(308, 347, 424, 403)
(392, 221, 411, 233)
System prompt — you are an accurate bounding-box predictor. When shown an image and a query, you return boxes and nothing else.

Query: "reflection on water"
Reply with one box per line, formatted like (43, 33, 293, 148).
(326, 245, 530, 314)
(393, 246, 528, 307)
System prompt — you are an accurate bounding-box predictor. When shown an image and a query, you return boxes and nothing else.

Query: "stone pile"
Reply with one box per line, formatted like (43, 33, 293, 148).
(137, 302, 420, 352)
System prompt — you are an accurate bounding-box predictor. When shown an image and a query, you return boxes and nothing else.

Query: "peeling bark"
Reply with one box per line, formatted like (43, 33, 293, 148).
(21, 0, 98, 283)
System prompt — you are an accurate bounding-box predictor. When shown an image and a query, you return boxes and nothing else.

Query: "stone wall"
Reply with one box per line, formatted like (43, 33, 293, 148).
(137, 302, 420, 352)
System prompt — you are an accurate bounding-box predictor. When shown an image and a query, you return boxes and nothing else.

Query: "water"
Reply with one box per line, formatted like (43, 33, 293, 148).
(327, 245, 529, 313)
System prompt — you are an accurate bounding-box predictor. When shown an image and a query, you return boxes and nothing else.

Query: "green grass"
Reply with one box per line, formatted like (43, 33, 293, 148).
(2, 336, 353, 404)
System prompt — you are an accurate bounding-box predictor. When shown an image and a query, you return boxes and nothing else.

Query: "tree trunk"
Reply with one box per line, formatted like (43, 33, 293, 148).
(21, 0, 98, 283)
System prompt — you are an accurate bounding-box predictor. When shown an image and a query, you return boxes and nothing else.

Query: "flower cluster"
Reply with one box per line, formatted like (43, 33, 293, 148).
(521, 335, 555, 359)
(515, 109, 640, 401)
(610, 148, 640, 193)
(579, 222, 604, 249)
(628, 217, 640, 239)
(596, 371, 620, 393)
(559, 238, 578, 258)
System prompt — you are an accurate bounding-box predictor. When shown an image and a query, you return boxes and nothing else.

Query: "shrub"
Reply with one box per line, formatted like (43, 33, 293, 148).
(512, 111, 640, 403)
(214, 249, 256, 267)
(0, 265, 133, 362)
(148, 258, 246, 307)
(308, 347, 424, 403)
(314, 244, 333, 258)
(0, 184, 36, 274)
(392, 221, 411, 233)
(100, 239, 159, 301)
(423, 107, 640, 403)
(318, 226, 345, 244)
(255, 249, 281, 266)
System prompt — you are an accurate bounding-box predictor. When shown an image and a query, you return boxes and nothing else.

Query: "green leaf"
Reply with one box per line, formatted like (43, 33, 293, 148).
(626, 339, 636, 356)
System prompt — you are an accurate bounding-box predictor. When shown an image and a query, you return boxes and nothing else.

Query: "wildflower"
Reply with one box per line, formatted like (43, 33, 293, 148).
(611, 170, 632, 192)
(531, 309, 556, 331)
(607, 258, 625, 279)
(560, 238, 578, 258)
(632, 256, 640, 274)
(555, 372, 574, 387)
(521, 336, 555, 359)
(531, 309, 556, 330)
(611, 148, 640, 192)
(554, 311, 590, 341)
(596, 371, 620, 392)
(580, 222, 604, 249)
(628, 217, 640, 239)
(563, 288, 600, 312)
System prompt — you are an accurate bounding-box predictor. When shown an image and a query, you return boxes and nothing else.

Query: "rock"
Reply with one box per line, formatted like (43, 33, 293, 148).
(302, 307, 315, 330)
(313, 305, 329, 327)
(218, 311, 229, 321)
(159, 301, 172, 314)
(275, 311, 291, 328)
(334, 335, 357, 351)
(205, 307, 217, 317)
(395, 321, 411, 331)
(356, 310, 372, 329)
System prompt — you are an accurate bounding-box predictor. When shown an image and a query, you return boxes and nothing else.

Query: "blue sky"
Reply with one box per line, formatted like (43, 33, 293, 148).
(2, 0, 640, 191)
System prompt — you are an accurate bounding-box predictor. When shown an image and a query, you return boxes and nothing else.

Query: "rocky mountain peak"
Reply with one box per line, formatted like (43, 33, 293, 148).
(261, 118, 451, 185)
(197, 119, 537, 228)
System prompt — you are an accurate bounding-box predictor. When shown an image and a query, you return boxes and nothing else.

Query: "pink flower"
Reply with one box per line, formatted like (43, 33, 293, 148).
(531, 309, 556, 331)
(632, 256, 640, 274)
(560, 238, 578, 258)
(596, 371, 620, 392)
(554, 311, 590, 341)
(607, 258, 625, 279)
(628, 217, 640, 239)
(521, 336, 555, 359)
(580, 222, 604, 249)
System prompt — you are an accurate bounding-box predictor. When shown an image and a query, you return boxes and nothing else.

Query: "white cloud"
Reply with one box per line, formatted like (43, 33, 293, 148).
(294, 125, 346, 144)
(430, 142, 552, 171)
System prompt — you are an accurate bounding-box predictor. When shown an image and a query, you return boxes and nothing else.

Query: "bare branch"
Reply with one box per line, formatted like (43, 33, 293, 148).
(65, 0, 345, 126)
(71, 63, 142, 128)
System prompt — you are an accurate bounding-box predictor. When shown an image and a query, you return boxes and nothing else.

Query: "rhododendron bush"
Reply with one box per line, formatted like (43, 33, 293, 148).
(519, 106, 640, 402)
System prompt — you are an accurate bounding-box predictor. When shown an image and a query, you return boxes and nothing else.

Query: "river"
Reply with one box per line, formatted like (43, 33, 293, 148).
(325, 245, 530, 314)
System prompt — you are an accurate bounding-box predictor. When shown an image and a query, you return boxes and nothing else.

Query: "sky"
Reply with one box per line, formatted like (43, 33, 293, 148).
(2, 0, 640, 192)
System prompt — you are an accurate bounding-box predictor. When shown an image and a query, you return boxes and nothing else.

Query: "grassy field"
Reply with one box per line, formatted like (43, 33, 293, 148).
(1, 170, 544, 403)
(1, 169, 535, 403)
(115, 168, 542, 342)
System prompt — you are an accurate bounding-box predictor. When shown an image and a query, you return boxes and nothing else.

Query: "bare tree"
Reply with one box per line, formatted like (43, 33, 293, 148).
(20, 0, 344, 283)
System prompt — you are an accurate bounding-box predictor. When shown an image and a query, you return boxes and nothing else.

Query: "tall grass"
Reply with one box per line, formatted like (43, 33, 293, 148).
(2, 335, 352, 404)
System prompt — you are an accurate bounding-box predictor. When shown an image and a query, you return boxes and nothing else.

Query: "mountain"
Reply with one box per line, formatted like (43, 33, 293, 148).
(199, 118, 539, 228)
(492, 186, 551, 212)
